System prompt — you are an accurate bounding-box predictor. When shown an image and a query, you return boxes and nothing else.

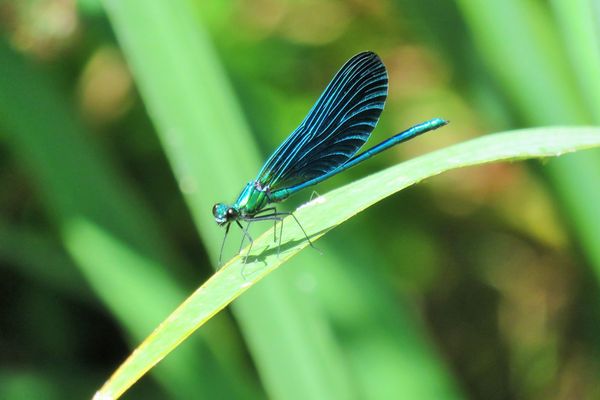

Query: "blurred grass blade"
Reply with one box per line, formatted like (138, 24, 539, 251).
(456, 0, 587, 123)
(550, 0, 600, 123)
(303, 240, 463, 399)
(0, 42, 250, 399)
(96, 127, 600, 399)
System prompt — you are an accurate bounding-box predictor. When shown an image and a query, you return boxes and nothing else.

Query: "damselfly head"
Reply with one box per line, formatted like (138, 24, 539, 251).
(213, 203, 239, 225)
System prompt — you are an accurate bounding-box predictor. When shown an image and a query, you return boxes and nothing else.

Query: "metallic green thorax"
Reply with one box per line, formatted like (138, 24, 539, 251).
(234, 182, 270, 215)
(213, 181, 284, 226)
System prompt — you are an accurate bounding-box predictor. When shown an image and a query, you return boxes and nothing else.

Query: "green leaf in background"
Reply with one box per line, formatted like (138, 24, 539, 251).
(95, 127, 600, 399)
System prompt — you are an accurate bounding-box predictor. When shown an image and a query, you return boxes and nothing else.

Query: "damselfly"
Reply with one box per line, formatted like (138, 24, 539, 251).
(213, 52, 447, 264)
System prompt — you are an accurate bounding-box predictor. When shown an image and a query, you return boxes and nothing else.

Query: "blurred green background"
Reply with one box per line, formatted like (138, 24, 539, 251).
(2, 0, 600, 399)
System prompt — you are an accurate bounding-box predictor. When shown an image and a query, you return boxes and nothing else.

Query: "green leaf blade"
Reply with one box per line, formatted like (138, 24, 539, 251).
(95, 126, 600, 399)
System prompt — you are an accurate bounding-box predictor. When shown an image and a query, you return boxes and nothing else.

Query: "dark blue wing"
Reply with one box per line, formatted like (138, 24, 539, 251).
(255, 51, 388, 191)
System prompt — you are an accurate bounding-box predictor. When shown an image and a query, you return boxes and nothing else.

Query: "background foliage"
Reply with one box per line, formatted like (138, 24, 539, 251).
(1, 0, 600, 399)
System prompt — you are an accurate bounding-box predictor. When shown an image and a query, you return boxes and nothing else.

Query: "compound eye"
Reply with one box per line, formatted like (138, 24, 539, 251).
(212, 204, 219, 217)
